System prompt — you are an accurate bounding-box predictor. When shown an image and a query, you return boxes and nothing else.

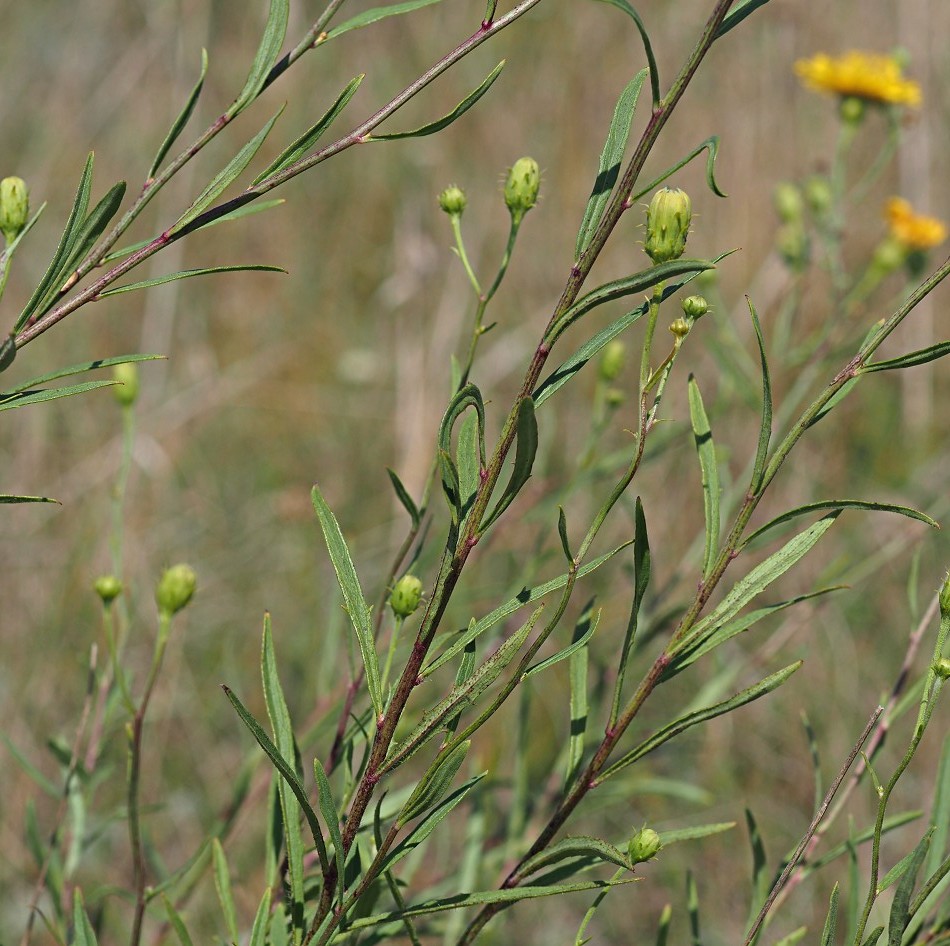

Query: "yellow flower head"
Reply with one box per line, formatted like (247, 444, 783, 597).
(795, 51, 921, 107)
(885, 198, 947, 251)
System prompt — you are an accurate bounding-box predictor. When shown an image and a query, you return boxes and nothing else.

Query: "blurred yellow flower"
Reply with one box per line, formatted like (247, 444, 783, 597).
(795, 51, 921, 106)
(885, 197, 947, 250)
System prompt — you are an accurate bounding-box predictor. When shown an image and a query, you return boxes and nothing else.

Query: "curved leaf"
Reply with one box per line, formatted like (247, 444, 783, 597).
(150, 49, 209, 178)
(229, 0, 290, 117)
(481, 396, 537, 533)
(688, 375, 720, 581)
(324, 0, 444, 40)
(593, 0, 659, 104)
(520, 835, 633, 879)
(716, 0, 773, 38)
(748, 298, 772, 493)
(0, 379, 117, 412)
(861, 341, 950, 374)
(632, 136, 727, 203)
(98, 264, 284, 297)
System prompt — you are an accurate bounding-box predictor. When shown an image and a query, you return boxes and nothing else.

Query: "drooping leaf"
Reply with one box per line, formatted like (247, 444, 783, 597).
(324, 0, 444, 39)
(481, 396, 537, 533)
(593, 0, 659, 102)
(0, 379, 118, 412)
(370, 61, 505, 140)
(98, 264, 284, 297)
(575, 70, 648, 259)
(229, 0, 290, 117)
(632, 136, 727, 202)
(312, 485, 383, 717)
(150, 49, 209, 178)
(688, 376, 720, 581)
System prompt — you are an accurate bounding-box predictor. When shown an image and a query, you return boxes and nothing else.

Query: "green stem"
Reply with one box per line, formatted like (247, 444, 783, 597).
(451, 214, 482, 297)
(639, 282, 665, 395)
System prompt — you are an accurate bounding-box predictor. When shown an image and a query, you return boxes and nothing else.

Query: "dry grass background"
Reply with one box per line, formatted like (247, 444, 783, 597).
(1, 0, 949, 942)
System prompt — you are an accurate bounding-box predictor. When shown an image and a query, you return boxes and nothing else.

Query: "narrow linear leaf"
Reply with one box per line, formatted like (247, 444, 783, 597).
(657, 904, 673, 946)
(98, 264, 284, 297)
(457, 410, 482, 522)
(575, 70, 648, 259)
(862, 341, 950, 374)
(150, 49, 209, 178)
(632, 136, 727, 202)
(807, 375, 861, 428)
(861, 928, 884, 946)
(716, 0, 773, 37)
(557, 506, 573, 562)
(312, 486, 382, 717)
(593, 0, 659, 102)
(481, 396, 537, 533)
(688, 376, 720, 580)
(0, 379, 118, 413)
(162, 893, 197, 946)
(526, 602, 599, 678)
(600, 662, 802, 781)
(173, 108, 283, 232)
(325, 0, 444, 39)
(658, 822, 735, 846)
(0, 492, 58, 504)
(0, 336, 15, 374)
(741, 501, 937, 550)
(774, 928, 807, 946)
(520, 836, 632, 879)
(314, 758, 345, 906)
(748, 298, 772, 493)
(248, 888, 271, 946)
(566, 642, 589, 788)
(399, 740, 471, 825)
(880, 832, 930, 894)
(212, 839, 239, 942)
(1, 353, 164, 399)
(371, 61, 505, 140)
(439, 448, 463, 532)
(820, 884, 840, 946)
(745, 809, 769, 943)
(887, 832, 931, 946)
(72, 889, 98, 946)
(229, 0, 290, 117)
(439, 384, 486, 458)
(387, 468, 420, 529)
(687, 871, 702, 946)
(253, 75, 364, 185)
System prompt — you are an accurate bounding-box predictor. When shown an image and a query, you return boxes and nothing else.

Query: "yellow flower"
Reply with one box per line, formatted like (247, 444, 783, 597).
(795, 51, 921, 106)
(885, 197, 947, 251)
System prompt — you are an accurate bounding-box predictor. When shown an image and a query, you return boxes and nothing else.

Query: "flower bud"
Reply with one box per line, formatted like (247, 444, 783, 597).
(605, 387, 625, 408)
(872, 236, 906, 274)
(839, 96, 865, 125)
(669, 317, 690, 339)
(681, 295, 709, 320)
(939, 571, 950, 617)
(933, 658, 950, 680)
(155, 564, 197, 617)
(598, 340, 626, 382)
(438, 185, 467, 217)
(804, 175, 833, 216)
(776, 224, 810, 270)
(628, 827, 662, 864)
(504, 157, 540, 224)
(0, 177, 29, 244)
(113, 362, 139, 408)
(773, 182, 804, 224)
(94, 575, 123, 605)
(390, 574, 424, 618)
(644, 187, 691, 264)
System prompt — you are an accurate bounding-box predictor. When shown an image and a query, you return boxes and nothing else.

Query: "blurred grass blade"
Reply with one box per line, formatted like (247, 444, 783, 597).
(716, 0, 773, 37)
(261, 616, 308, 920)
(387, 468, 420, 529)
(0, 353, 163, 398)
(325, 0, 444, 39)
(566, 641, 589, 788)
(862, 340, 950, 374)
(221, 684, 329, 862)
(229, 0, 290, 117)
(0, 494, 58, 504)
(658, 822, 735, 846)
(741, 500, 936, 550)
(423, 543, 630, 675)
(173, 108, 283, 232)
(594, 1, 659, 103)
(371, 61, 505, 140)
(72, 888, 98, 946)
(150, 49, 209, 178)
(253, 75, 364, 184)
(744, 809, 768, 946)
(656, 904, 673, 946)
(632, 136, 726, 202)
(481, 396, 537, 533)
(601, 662, 802, 781)
(887, 832, 931, 946)
(314, 758, 345, 906)
(399, 740, 471, 825)
(212, 839, 239, 942)
(687, 871, 702, 946)
(880, 830, 930, 892)
(774, 929, 807, 946)
(312, 486, 383, 718)
(0, 379, 118, 413)
(162, 893, 197, 946)
(525, 600, 598, 678)
(575, 69, 648, 259)
(748, 298, 772, 493)
(98, 264, 284, 297)
(15, 154, 94, 331)
(248, 888, 271, 946)
(808, 813, 923, 872)
(860, 928, 884, 946)
(688, 376, 720, 581)
(819, 884, 840, 946)
(520, 836, 632, 879)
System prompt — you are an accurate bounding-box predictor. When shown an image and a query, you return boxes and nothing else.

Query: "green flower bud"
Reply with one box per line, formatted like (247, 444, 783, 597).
(438, 185, 467, 217)
(113, 361, 140, 408)
(776, 224, 810, 270)
(155, 564, 197, 617)
(644, 187, 691, 265)
(605, 387, 625, 408)
(933, 658, 950, 680)
(681, 295, 709, 320)
(0, 177, 29, 244)
(669, 317, 690, 339)
(94, 574, 123, 605)
(628, 827, 662, 864)
(598, 340, 626, 382)
(939, 571, 950, 617)
(804, 175, 833, 216)
(390, 574, 424, 618)
(773, 182, 804, 224)
(839, 96, 865, 125)
(504, 157, 540, 224)
(872, 235, 907, 273)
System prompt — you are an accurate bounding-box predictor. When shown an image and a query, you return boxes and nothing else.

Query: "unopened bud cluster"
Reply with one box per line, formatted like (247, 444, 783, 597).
(644, 187, 691, 264)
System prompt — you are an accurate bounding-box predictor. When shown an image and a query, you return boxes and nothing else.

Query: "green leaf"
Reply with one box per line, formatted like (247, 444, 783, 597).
(593, 1, 659, 103)
(657, 822, 735, 846)
(72, 888, 98, 946)
(212, 839, 239, 942)
(748, 299, 772, 493)
(862, 341, 950, 374)
(150, 49, 208, 178)
(481, 397, 537, 533)
(574, 70, 648, 259)
(557, 506, 573, 562)
(229, 0, 290, 117)
(222, 685, 329, 861)
(248, 888, 271, 946)
(387, 468, 420, 529)
(688, 376, 720, 581)
(371, 61, 505, 140)
(399, 741, 471, 825)
(0, 492, 58, 504)
(819, 884, 839, 946)
(773, 928, 807, 946)
(566, 640, 589, 789)
(261, 616, 308, 921)
(422, 542, 631, 676)
(314, 758, 345, 906)
(686, 871, 702, 946)
(744, 809, 769, 944)
(547, 258, 715, 345)
(525, 601, 599, 678)
(716, 0, 773, 37)
(520, 836, 633, 879)
(600, 662, 802, 781)
(880, 831, 930, 893)
(162, 893, 197, 946)
(325, 0, 444, 40)
(457, 410, 482, 523)
(860, 928, 884, 946)
(807, 375, 861, 428)
(98, 264, 284, 297)
(0, 353, 164, 400)
(439, 384, 486, 458)
(0, 336, 15, 374)
(741, 501, 937, 550)
(0, 378, 118, 413)
(312, 486, 383, 718)
(253, 75, 364, 184)
(887, 832, 930, 946)
(632, 136, 727, 202)
(173, 108, 283, 232)
(439, 448, 463, 533)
